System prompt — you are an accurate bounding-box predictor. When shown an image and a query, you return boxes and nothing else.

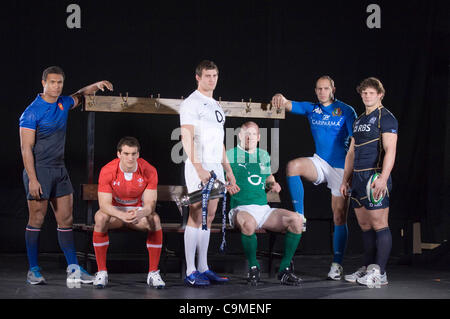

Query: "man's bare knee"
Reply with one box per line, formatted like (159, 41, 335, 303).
(286, 159, 302, 176)
(287, 213, 303, 234)
(28, 214, 46, 228)
(57, 214, 73, 228)
(358, 221, 372, 231)
(333, 210, 346, 225)
(238, 217, 256, 236)
(94, 211, 110, 230)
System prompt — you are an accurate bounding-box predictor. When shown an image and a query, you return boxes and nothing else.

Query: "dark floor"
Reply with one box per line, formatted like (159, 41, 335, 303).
(0, 253, 449, 300)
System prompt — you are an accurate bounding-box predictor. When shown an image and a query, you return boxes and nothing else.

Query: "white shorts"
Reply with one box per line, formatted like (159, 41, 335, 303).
(308, 154, 344, 197)
(184, 160, 225, 193)
(228, 204, 277, 230)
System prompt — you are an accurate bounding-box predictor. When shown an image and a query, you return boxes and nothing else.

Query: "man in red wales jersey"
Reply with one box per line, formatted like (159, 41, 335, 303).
(92, 136, 165, 288)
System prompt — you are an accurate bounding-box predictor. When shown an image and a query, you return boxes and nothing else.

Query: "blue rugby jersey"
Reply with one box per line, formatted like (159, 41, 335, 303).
(19, 94, 74, 167)
(291, 99, 357, 169)
(352, 106, 398, 171)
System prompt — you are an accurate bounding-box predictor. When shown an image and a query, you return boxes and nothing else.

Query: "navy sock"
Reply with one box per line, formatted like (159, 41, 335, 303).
(25, 225, 41, 269)
(332, 224, 348, 264)
(57, 227, 78, 266)
(375, 227, 392, 274)
(362, 229, 377, 267)
(287, 175, 304, 215)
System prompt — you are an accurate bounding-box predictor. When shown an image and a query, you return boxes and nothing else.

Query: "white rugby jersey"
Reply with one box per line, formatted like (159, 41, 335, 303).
(179, 90, 225, 164)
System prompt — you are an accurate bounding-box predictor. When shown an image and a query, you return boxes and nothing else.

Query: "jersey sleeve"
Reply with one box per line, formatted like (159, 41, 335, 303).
(19, 107, 38, 130)
(179, 100, 199, 126)
(63, 95, 75, 109)
(260, 150, 272, 175)
(144, 164, 158, 190)
(98, 166, 113, 193)
(380, 110, 398, 134)
(344, 106, 357, 137)
(291, 101, 315, 116)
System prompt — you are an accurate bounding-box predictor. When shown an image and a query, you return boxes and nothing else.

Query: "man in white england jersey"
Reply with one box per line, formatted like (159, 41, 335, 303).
(179, 60, 240, 287)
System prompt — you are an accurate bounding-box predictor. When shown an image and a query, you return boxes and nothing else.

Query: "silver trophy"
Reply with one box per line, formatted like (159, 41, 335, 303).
(175, 176, 227, 212)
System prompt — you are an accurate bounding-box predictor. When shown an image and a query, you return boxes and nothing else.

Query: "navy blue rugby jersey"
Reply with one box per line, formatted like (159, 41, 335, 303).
(19, 94, 75, 167)
(352, 106, 398, 171)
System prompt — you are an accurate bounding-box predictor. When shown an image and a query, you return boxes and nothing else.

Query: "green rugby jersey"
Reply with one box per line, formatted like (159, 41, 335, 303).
(226, 146, 271, 209)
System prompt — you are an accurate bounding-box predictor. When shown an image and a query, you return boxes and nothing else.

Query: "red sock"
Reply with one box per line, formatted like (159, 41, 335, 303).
(146, 229, 162, 272)
(93, 231, 109, 271)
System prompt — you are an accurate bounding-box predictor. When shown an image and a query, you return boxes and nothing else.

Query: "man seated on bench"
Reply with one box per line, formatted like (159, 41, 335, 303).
(226, 121, 304, 286)
(92, 136, 165, 289)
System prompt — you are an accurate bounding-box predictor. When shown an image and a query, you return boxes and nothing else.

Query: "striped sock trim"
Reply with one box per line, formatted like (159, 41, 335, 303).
(146, 244, 162, 248)
(26, 227, 41, 232)
(57, 228, 73, 232)
(93, 242, 110, 247)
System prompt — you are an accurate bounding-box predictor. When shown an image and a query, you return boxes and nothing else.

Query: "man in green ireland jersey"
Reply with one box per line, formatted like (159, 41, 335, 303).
(227, 121, 303, 286)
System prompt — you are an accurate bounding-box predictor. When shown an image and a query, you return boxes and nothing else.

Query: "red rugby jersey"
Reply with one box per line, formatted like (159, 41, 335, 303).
(98, 158, 158, 207)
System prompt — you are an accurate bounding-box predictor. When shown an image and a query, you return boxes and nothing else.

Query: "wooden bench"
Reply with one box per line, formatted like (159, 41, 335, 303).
(74, 184, 282, 277)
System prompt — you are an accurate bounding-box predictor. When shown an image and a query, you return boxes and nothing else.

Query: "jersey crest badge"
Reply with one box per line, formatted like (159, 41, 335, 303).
(58, 103, 64, 111)
(332, 107, 342, 116)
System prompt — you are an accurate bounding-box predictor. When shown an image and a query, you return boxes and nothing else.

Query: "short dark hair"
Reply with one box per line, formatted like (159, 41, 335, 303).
(117, 136, 141, 153)
(356, 77, 385, 97)
(42, 66, 65, 81)
(195, 60, 219, 77)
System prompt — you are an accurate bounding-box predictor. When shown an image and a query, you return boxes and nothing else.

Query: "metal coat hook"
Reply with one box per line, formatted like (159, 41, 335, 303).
(245, 98, 252, 113)
(155, 93, 160, 109)
(86, 91, 96, 108)
(275, 102, 282, 114)
(120, 92, 128, 108)
(266, 102, 273, 116)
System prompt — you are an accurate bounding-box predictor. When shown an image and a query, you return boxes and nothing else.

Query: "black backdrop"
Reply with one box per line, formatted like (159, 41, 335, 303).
(1, 0, 448, 256)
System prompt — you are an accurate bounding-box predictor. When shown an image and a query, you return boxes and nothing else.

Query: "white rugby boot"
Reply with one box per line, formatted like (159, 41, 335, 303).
(327, 262, 343, 280)
(344, 266, 367, 283)
(93, 270, 108, 288)
(357, 264, 388, 288)
(147, 270, 165, 289)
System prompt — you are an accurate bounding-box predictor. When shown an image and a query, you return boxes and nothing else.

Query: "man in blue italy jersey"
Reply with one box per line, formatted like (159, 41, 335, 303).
(19, 66, 113, 285)
(272, 76, 357, 280)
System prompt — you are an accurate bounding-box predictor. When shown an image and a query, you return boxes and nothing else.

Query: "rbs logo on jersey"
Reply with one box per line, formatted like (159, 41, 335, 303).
(354, 124, 372, 133)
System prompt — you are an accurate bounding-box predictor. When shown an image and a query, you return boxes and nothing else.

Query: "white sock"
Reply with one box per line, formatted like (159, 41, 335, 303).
(184, 226, 199, 276)
(196, 227, 211, 273)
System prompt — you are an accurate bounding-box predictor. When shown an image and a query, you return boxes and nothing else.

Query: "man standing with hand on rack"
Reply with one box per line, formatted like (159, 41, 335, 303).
(272, 76, 357, 280)
(19, 66, 113, 285)
(179, 60, 240, 287)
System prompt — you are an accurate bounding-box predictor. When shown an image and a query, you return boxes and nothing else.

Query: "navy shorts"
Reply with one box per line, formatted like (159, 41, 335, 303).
(23, 166, 74, 200)
(350, 170, 392, 210)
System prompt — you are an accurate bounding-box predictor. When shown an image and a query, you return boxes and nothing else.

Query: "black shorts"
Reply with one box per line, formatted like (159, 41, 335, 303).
(23, 166, 74, 200)
(350, 169, 392, 210)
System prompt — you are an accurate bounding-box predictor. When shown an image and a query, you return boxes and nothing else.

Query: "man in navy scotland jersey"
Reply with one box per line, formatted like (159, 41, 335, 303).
(19, 66, 113, 285)
(340, 77, 398, 287)
(272, 76, 357, 280)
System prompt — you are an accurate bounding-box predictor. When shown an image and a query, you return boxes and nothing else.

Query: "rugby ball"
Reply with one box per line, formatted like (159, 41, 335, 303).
(366, 173, 385, 205)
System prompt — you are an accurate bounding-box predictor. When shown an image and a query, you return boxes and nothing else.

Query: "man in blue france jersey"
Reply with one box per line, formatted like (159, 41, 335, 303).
(271, 76, 357, 280)
(340, 77, 398, 287)
(19, 66, 113, 285)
